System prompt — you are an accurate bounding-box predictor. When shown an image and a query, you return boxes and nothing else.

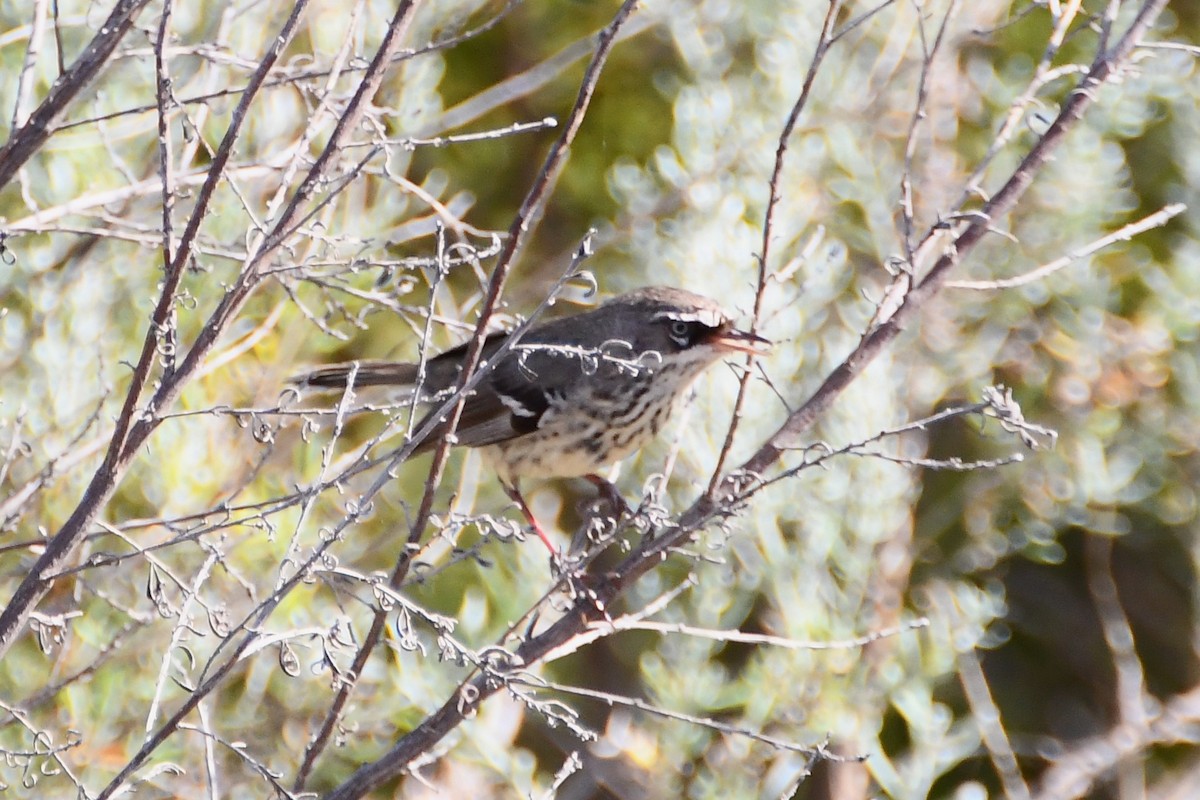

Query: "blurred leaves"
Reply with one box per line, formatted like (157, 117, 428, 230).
(0, 0, 1197, 798)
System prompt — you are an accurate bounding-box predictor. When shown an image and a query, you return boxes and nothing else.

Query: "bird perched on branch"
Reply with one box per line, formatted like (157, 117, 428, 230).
(295, 286, 768, 551)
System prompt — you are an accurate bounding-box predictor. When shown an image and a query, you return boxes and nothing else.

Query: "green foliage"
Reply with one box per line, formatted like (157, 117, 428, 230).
(0, 0, 1196, 797)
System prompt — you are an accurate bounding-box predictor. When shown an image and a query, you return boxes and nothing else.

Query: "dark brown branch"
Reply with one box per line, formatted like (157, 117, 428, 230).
(154, 0, 178, 377)
(299, 3, 642, 792)
(737, 0, 1167, 479)
(90, 4, 431, 794)
(0, 0, 154, 190)
(47, 0, 523, 138)
(0, 0, 312, 655)
(323, 2, 1169, 796)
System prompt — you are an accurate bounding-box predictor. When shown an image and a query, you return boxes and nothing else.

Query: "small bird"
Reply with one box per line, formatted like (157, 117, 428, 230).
(295, 286, 768, 550)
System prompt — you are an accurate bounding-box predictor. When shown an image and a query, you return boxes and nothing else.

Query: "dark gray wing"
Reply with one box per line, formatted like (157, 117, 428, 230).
(410, 332, 561, 452)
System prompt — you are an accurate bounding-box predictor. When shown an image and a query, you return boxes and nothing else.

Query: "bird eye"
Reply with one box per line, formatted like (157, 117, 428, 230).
(668, 320, 691, 346)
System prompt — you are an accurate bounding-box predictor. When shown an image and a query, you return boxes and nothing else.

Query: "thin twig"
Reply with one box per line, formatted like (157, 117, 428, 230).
(707, 0, 843, 496)
(321, 4, 1170, 797)
(1084, 534, 1150, 795)
(948, 202, 1185, 289)
(10, 0, 51, 130)
(0, 0, 155, 189)
(1034, 681, 1200, 800)
(318, 4, 642, 796)
(291, 2, 643, 782)
(957, 646, 1032, 800)
(0, 0, 314, 661)
(735, 0, 1167, 479)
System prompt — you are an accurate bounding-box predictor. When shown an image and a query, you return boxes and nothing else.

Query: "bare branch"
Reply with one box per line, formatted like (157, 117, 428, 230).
(0, 0, 155, 189)
(320, 4, 1172, 796)
(707, 0, 845, 493)
(948, 202, 1186, 289)
(0, 0, 315, 661)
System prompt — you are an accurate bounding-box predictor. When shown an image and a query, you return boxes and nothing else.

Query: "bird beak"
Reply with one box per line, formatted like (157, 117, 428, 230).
(707, 325, 771, 355)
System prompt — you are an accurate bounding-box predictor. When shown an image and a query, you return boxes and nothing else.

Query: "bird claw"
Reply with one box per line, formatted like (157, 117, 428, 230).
(584, 474, 632, 518)
(548, 548, 585, 580)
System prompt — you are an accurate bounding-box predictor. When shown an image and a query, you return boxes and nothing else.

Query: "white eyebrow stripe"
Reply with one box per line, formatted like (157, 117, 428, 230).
(652, 310, 725, 326)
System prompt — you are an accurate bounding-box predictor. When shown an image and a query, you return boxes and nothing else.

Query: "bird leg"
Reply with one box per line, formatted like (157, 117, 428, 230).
(501, 481, 557, 553)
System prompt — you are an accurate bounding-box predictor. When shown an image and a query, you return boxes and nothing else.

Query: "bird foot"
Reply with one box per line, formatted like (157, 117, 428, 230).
(583, 474, 631, 519)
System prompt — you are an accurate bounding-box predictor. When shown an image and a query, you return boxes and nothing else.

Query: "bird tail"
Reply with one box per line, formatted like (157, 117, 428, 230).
(292, 361, 421, 390)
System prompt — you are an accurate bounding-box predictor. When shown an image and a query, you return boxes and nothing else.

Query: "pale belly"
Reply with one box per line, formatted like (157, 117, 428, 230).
(481, 384, 678, 483)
